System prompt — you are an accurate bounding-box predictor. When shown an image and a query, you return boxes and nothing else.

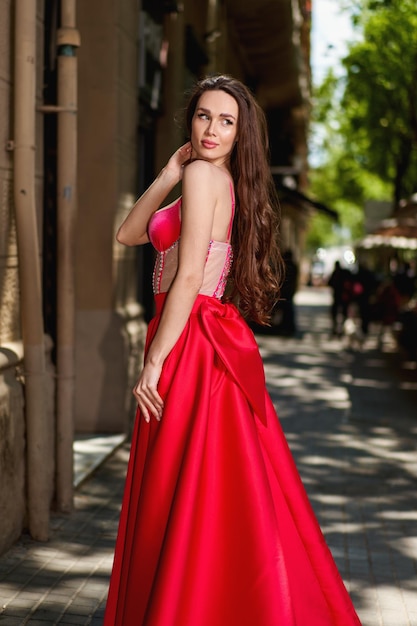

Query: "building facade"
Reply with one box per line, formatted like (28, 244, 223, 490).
(0, 0, 311, 553)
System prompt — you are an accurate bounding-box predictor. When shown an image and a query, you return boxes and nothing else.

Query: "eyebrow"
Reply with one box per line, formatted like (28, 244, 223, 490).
(197, 107, 236, 120)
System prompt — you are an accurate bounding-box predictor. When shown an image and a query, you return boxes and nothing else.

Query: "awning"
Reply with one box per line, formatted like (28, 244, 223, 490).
(374, 219, 417, 240)
(277, 184, 339, 221)
(359, 234, 417, 250)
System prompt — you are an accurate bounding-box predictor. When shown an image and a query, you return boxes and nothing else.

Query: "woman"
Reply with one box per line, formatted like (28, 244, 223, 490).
(104, 75, 362, 626)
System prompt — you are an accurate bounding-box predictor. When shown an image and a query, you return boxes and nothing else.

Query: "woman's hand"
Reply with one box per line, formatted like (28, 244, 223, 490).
(133, 361, 164, 423)
(115, 142, 193, 247)
(165, 142, 193, 182)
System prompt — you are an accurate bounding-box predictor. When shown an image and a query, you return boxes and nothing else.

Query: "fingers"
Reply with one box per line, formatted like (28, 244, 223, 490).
(133, 383, 164, 423)
(179, 141, 192, 154)
(179, 142, 193, 162)
(166, 143, 192, 180)
(178, 144, 193, 181)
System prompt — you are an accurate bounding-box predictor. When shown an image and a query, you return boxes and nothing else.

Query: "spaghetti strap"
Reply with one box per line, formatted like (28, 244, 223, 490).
(226, 181, 235, 242)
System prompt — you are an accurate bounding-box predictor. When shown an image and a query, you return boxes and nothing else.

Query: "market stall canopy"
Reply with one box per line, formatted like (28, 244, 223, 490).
(375, 197, 417, 237)
(359, 199, 417, 250)
(360, 234, 417, 250)
(375, 220, 417, 240)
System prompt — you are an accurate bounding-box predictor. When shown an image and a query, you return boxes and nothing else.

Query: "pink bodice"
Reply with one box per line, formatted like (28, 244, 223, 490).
(148, 192, 234, 300)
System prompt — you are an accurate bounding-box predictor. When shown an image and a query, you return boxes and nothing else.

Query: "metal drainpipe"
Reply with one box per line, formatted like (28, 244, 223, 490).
(55, 1, 80, 512)
(38, 1, 80, 512)
(14, 0, 49, 540)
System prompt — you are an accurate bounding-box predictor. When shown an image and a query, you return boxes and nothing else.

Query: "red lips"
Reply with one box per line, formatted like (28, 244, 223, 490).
(201, 140, 218, 149)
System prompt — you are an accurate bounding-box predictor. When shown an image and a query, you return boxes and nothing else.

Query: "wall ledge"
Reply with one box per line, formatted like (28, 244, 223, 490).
(0, 341, 24, 372)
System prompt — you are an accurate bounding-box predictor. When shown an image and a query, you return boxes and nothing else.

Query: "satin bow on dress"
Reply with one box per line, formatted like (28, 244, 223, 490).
(104, 295, 361, 626)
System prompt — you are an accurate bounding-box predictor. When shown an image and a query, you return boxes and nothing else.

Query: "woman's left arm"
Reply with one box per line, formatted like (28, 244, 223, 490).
(133, 160, 218, 422)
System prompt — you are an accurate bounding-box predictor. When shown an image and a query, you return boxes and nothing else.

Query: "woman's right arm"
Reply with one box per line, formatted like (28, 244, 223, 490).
(116, 142, 192, 246)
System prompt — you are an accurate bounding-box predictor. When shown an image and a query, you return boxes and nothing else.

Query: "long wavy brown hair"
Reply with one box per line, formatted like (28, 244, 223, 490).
(185, 74, 284, 325)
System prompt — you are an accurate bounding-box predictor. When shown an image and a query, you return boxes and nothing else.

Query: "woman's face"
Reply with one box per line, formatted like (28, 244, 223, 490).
(191, 89, 239, 169)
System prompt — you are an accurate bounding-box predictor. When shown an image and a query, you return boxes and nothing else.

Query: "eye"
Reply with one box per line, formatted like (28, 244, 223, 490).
(197, 112, 209, 120)
(222, 118, 233, 125)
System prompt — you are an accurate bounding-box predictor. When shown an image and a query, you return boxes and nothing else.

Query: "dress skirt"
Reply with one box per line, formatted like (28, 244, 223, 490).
(103, 294, 362, 626)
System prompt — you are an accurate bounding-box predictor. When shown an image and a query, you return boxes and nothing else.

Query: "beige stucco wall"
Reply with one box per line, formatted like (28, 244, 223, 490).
(0, 344, 25, 554)
(75, 0, 146, 432)
(0, 0, 20, 346)
(0, 0, 26, 553)
(0, 0, 55, 554)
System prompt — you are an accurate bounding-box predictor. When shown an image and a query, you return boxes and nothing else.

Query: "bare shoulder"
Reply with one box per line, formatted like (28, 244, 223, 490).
(181, 160, 232, 238)
(183, 161, 232, 209)
(183, 159, 224, 184)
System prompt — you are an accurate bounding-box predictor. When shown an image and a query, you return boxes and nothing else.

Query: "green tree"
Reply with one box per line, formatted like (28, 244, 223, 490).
(307, 71, 390, 251)
(341, 0, 417, 204)
(307, 0, 417, 250)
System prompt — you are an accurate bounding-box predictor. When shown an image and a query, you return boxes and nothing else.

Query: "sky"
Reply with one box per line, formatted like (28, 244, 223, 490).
(310, 0, 356, 84)
(309, 1, 358, 167)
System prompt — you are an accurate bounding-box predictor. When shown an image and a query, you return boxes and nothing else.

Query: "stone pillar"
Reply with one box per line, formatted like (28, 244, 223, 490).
(75, 0, 146, 432)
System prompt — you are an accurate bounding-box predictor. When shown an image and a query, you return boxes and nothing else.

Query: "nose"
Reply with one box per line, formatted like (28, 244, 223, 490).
(205, 119, 216, 136)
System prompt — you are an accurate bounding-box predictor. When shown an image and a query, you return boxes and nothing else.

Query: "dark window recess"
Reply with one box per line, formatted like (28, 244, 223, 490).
(141, 0, 180, 22)
(42, 0, 59, 363)
(163, 1, 181, 13)
(266, 108, 295, 168)
(185, 25, 209, 76)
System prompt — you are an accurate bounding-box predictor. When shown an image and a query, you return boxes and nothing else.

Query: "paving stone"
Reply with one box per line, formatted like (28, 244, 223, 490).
(0, 287, 416, 625)
(0, 606, 28, 617)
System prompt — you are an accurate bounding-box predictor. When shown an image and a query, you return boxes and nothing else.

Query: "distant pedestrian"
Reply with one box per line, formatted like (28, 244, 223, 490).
(394, 262, 416, 301)
(328, 261, 352, 336)
(273, 249, 299, 335)
(354, 262, 377, 336)
(374, 277, 401, 342)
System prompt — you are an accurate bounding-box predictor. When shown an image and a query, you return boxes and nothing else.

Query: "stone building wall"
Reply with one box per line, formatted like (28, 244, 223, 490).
(0, 0, 54, 554)
(75, 0, 147, 433)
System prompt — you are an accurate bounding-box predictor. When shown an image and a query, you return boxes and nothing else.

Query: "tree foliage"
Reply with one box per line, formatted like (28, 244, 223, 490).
(341, 0, 417, 203)
(307, 69, 390, 251)
(307, 0, 417, 250)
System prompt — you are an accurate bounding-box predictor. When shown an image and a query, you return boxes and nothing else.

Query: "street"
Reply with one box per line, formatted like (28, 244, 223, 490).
(262, 287, 417, 626)
(1, 287, 416, 626)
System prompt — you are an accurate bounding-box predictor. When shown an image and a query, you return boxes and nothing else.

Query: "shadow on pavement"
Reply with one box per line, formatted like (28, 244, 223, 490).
(1, 287, 416, 625)
(257, 287, 417, 624)
(0, 447, 128, 625)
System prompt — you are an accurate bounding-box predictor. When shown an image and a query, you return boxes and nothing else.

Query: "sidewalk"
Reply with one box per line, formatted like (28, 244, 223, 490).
(259, 288, 417, 626)
(1, 286, 416, 625)
(0, 445, 128, 626)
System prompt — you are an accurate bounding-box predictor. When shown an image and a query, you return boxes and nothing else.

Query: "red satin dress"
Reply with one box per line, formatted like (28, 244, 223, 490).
(103, 191, 362, 626)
